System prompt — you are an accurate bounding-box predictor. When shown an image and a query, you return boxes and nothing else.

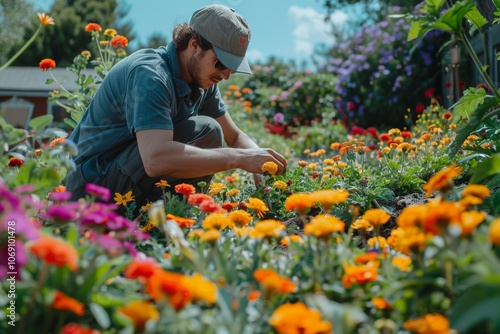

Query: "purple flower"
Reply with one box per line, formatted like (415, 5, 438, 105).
(49, 191, 72, 202)
(45, 204, 78, 223)
(273, 112, 285, 124)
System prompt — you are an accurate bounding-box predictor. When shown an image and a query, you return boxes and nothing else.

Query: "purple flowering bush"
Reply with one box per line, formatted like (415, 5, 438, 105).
(323, 7, 446, 129)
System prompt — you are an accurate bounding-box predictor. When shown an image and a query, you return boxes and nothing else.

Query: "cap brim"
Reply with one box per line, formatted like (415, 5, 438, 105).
(213, 46, 252, 74)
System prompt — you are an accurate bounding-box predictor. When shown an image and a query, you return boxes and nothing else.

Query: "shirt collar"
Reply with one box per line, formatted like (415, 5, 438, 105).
(164, 41, 191, 97)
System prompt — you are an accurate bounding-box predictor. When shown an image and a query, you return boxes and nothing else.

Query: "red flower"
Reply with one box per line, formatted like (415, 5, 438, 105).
(378, 133, 391, 142)
(347, 101, 356, 110)
(84, 23, 102, 32)
(424, 88, 435, 99)
(174, 183, 196, 198)
(400, 131, 412, 139)
(443, 112, 452, 120)
(8, 158, 23, 168)
(415, 103, 425, 113)
(39, 58, 56, 72)
(349, 126, 365, 136)
(110, 35, 128, 48)
(365, 127, 378, 139)
(444, 82, 452, 88)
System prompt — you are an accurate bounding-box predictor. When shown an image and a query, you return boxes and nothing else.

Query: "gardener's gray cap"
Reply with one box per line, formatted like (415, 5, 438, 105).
(190, 4, 252, 74)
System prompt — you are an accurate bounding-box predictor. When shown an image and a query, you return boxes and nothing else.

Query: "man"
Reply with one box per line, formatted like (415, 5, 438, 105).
(65, 4, 287, 211)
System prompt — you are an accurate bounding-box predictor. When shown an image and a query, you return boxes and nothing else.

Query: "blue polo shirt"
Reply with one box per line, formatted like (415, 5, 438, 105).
(69, 42, 227, 166)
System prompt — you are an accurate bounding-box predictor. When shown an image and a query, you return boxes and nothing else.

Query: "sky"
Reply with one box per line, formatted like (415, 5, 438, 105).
(31, 0, 348, 69)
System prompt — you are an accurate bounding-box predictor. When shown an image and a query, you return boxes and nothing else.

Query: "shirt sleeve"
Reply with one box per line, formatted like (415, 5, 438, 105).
(198, 85, 227, 119)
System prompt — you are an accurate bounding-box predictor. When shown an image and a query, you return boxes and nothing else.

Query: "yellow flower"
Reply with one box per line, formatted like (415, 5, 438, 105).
(114, 190, 135, 206)
(208, 182, 225, 196)
(185, 273, 217, 305)
(117, 301, 159, 332)
(309, 189, 349, 211)
(273, 180, 288, 191)
(104, 28, 117, 37)
(350, 218, 374, 232)
(362, 208, 391, 227)
(458, 211, 486, 236)
(371, 297, 392, 310)
(80, 50, 91, 60)
(250, 220, 285, 239)
(200, 229, 221, 243)
(462, 184, 490, 199)
(391, 255, 412, 271)
(37, 12, 55, 26)
(245, 198, 269, 218)
(253, 268, 297, 295)
(226, 189, 240, 196)
(155, 179, 170, 188)
(202, 213, 232, 230)
(489, 219, 500, 245)
(304, 214, 345, 239)
(229, 210, 253, 228)
(262, 161, 279, 176)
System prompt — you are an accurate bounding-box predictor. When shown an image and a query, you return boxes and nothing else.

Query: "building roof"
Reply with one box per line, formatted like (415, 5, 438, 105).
(0, 66, 97, 96)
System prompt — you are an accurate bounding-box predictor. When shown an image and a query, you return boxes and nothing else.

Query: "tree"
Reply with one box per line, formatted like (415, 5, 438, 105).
(0, 0, 34, 65)
(12, 0, 135, 67)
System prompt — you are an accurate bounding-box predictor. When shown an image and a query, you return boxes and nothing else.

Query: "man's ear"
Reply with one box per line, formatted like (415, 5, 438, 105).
(189, 37, 198, 50)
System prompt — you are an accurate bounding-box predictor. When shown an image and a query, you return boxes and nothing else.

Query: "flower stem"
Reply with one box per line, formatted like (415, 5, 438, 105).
(0, 25, 42, 72)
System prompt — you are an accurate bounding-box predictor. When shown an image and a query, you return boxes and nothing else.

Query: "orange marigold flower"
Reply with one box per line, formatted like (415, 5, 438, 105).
(28, 235, 78, 271)
(117, 300, 159, 332)
(367, 236, 388, 250)
(489, 219, 500, 245)
(146, 271, 192, 310)
(202, 212, 231, 230)
(423, 163, 463, 197)
(362, 208, 391, 227)
(248, 290, 260, 301)
(8, 157, 23, 168)
(249, 219, 285, 239)
(355, 251, 379, 264)
(273, 180, 288, 191)
(104, 28, 117, 37)
(110, 35, 128, 48)
(462, 184, 490, 199)
(284, 193, 313, 215)
(175, 183, 196, 198)
(309, 189, 349, 211)
(423, 199, 462, 235)
(403, 313, 450, 334)
(350, 218, 374, 232)
(51, 291, 85, 316)
(39, 58, 56, 72)
(388, 226, 427, 255)
(391, 255, 412, 271)
(253, 268, 297, 295)
(341, 261, 379, 288)
(297, 160, 308, 167)
(229, 209, 253, 228)
(262, 161, 279, 176)
(459, 211, 486, 236)
(37, 12, 54, 26)
(124, 257, 161, 280)
(304, 214, 345, 239)
(372, 297, 392, 310)
(226, 188, 240, 196)
(281, 235, 303, 247)
(167, 214, 196, 229)
(269, 302, 332, 334)
(49, 137, 66, 148)
(245, 197, 269, 218)
(84, 22, 102, 32)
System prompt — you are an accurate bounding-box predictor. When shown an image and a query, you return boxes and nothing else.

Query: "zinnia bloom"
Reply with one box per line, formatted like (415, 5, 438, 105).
(228, 209, 253, 227)
(208, 182, 225, 196)
(84, 22, 102, 32)
(51, 291, 85, 316)
(124, 257, 162, 280)
(117, 301, 159, 331)
(8, 157, 23, 168)
(202, 212, 232, 230)
(37, 12, 54, 25)
(104, 28, 117, 37)
(85, 183, 111, 201)
(186, 273, 217, 305)
(304, 214, 345, 239)
(249, 219, 285, 239)
(341, 261, 379, 288)
(253, 268, 297, 295)
(155, 179, 170, 188)
(362, 208, 391, 227)
(28, 234, 78, 271)
(309, 189, 349, 211)
(146, 271, 192, 310)
(110, 35, 128, 48)
(284, 193, 313, 215)
(175, 183, 196, 198)
(167, 214, 196, 229)
(39, 58, 56, 72)
(200, 229, 222, 243)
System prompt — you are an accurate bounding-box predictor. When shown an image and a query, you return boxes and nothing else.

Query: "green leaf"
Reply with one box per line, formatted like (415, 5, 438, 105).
(89, 302, 111, 329)
(450, 276, 500, 333)
(465, 7, 488, 30)
(29, 114, 53, 132)
(470, 154, 500, 183)
(493, 0, 500, 10)
(438, 0, 476, 32)
(451, 88, 487, 122)
(408, 20, 426, 41)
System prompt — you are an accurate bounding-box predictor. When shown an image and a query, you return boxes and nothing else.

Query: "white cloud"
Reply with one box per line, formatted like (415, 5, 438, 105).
(246, 49, 265, 63)
(288, 6, 347, 55)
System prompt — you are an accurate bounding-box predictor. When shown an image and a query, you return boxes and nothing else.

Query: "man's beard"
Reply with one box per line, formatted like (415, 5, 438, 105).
(187, 52, 203, 87)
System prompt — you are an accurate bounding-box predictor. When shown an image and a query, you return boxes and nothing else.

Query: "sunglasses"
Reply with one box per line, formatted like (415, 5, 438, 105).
(214, 58, 228, 71)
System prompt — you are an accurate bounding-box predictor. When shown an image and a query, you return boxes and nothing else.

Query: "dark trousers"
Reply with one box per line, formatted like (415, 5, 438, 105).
(65, 115, 223, 214)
